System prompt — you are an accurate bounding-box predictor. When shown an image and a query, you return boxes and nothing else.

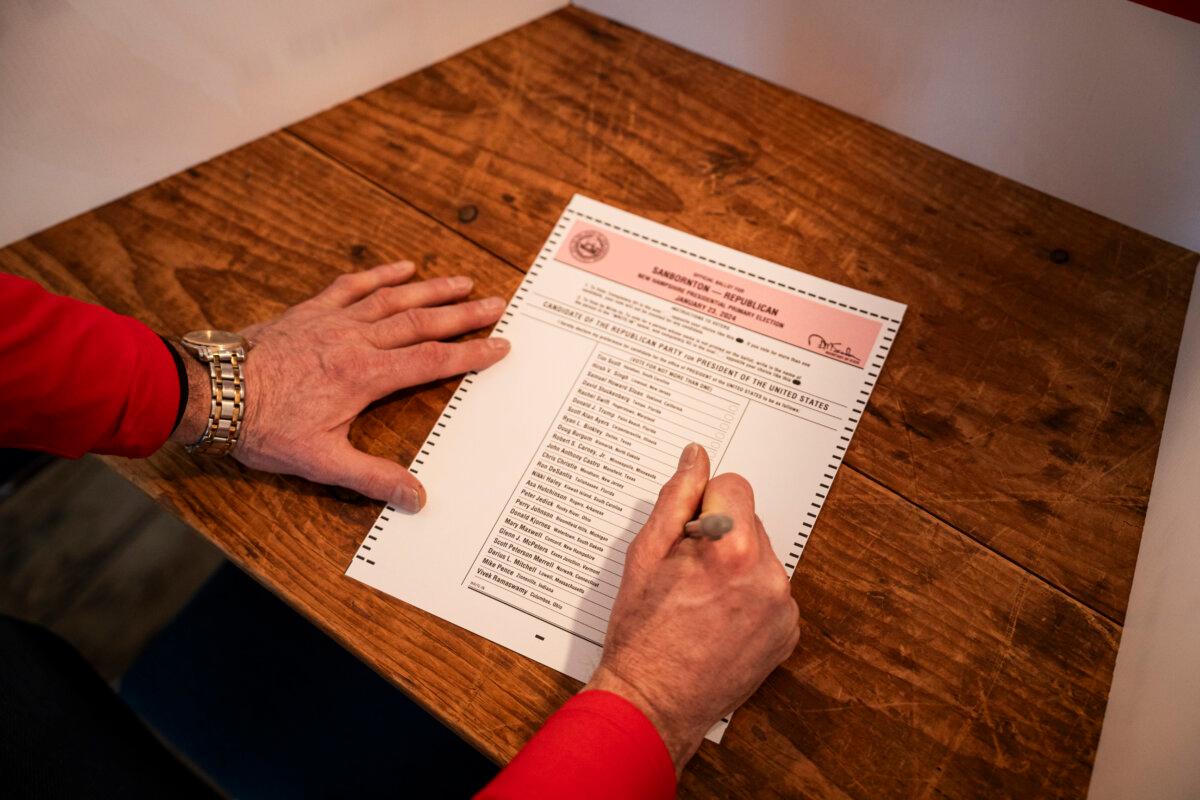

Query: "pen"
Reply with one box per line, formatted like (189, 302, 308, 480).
(683, 513, 734, 540)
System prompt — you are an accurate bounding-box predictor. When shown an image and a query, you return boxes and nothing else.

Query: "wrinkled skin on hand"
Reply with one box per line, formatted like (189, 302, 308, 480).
(586, 444, 801, 773)
(172, 260, 509, 512)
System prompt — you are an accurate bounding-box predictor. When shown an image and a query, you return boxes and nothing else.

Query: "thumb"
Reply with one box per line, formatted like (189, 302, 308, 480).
(630, 442, 710, 561)
(322, 440, 427, 513)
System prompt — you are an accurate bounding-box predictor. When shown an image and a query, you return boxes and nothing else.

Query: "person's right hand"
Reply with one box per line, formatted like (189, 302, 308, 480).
(585, 443, 800, 772)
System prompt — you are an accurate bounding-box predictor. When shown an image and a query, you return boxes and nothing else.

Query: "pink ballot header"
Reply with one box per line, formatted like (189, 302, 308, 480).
(554, 221, 881, 368)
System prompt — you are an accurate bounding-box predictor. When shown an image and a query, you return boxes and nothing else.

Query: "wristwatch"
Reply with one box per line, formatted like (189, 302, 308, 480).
(180, 329, 252, 456)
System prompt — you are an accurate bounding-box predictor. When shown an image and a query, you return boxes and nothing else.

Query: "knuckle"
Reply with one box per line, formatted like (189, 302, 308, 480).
(709, 472, 755, 509)
(769, 572, 793, 602)
(344, 466, 381, 497)
(467, 338, 497, 361)
(360, 289, 385, 313)
(718, 536, 755, 569)
(654, 463, 703, 508)
(779, 628, 800, 661)
(332, 272, 359, 291)
(404, 306, 435, 337)
(359, 288, 392, 317)
(408, 341, 450, 370)
(468, 298, 493, 319)
(653, 473, 682, 505)
(726, 471, 754, 497)
(380, 284, 407, 306)
(326, 323, 358, 343)
(786, 614, 801, 646)
(712, 471, 749, 489)
(624, 536, 651, 571)
(624, 535, 642, 561)
(378, 471, 407, 500)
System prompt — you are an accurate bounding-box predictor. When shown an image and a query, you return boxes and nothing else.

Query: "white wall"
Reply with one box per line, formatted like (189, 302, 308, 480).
(0, 0, 563, 247)
(1089, 268, 1200, 799)
(578, 0, 1200, 252)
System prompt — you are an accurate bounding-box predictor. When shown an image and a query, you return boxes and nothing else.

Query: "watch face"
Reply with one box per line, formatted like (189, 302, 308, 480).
(182, 330, 245, 349)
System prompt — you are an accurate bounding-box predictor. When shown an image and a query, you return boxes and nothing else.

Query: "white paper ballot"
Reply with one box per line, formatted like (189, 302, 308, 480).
(347, 195, 906, 742)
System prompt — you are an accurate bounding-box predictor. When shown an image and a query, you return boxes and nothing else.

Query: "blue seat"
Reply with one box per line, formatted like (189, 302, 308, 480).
(120, 563, 497, 799)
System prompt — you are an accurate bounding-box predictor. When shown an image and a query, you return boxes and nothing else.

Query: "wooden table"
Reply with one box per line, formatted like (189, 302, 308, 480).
(3, 8, 1195, 798)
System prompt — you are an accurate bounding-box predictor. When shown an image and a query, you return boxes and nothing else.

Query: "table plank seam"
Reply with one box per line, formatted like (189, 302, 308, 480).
(283, 130, 525, 283)
(847, 462, 1123, 629)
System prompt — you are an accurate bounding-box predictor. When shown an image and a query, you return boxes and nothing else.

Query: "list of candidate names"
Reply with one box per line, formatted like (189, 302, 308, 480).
(465, 347, 745, 643)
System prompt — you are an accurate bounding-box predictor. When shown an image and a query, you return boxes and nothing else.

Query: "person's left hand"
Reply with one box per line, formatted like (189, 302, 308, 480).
(171, 260, 509, 511)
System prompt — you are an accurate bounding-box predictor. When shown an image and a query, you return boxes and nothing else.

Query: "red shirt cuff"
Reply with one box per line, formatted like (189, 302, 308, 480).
(476, 690, 676, 800)
(0, 274, 180, 458)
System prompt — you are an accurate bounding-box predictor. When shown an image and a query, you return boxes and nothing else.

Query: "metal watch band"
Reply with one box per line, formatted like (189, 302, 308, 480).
(188, 349, 245, 456)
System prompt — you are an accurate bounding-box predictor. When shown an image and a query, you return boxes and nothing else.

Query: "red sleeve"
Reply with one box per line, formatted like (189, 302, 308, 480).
(476, 690, 676, 800)
(0, 274, 180, 458)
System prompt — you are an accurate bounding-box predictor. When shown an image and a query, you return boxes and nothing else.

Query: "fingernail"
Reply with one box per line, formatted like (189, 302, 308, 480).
(450, 275, 473, 291)
(396, 487, 422, 513)
(678, 443, 701, 469)
(481, 296, 505, 313)
(487, 337, 511, 353)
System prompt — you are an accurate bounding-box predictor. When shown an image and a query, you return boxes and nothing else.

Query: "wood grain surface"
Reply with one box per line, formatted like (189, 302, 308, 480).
(293, 6, 1197, 624)
(1, 7, 1193, 799)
